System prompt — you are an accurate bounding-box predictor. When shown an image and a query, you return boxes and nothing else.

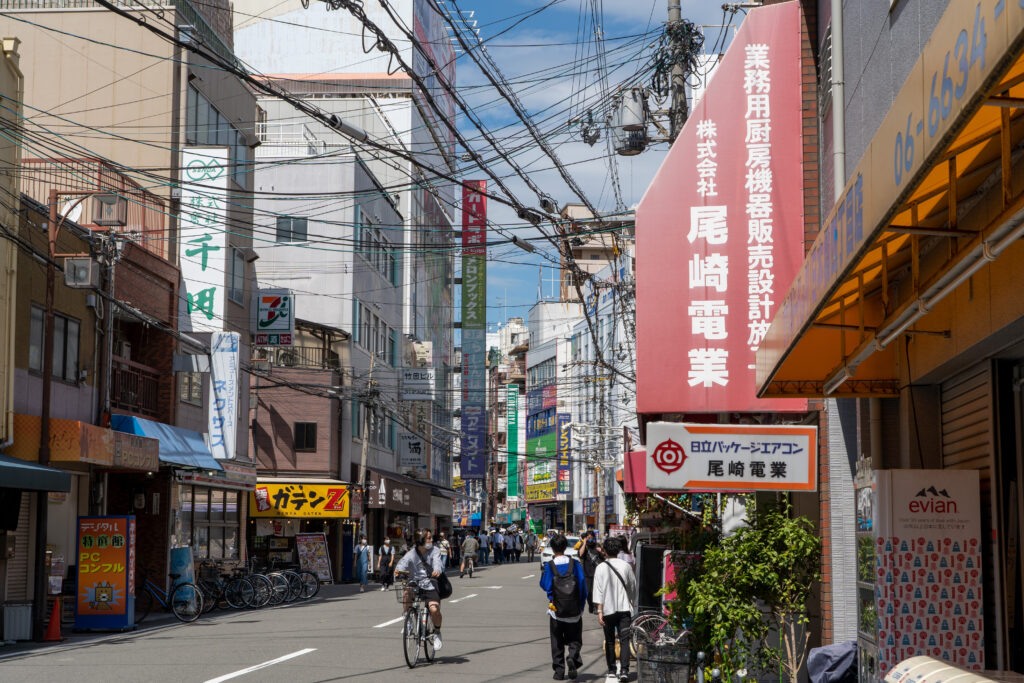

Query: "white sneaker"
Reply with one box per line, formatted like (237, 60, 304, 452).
(432, 633, 443, 650)
(380, 586, 386, 591)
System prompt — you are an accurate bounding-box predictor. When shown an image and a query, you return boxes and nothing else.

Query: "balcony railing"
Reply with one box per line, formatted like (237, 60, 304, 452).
(111, 355, 160, 418)
(252, 346, 340, 370)
(21, 158, 169, 260)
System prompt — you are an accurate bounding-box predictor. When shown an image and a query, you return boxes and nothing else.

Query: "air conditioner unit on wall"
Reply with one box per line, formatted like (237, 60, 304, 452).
(64, 257, 99, 289)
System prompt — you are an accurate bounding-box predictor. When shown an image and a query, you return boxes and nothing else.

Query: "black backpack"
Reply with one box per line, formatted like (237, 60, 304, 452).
(547, 559, 581, 618)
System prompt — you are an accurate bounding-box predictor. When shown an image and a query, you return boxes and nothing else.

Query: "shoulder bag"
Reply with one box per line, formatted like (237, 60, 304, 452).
(417, 550, 453, 599)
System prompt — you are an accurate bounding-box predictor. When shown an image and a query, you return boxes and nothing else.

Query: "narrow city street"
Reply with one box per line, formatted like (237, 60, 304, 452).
(0, 562, 612, 683)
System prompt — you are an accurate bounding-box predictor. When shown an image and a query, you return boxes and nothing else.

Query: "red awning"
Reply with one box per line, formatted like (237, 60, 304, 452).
(622, 451, 647, 495)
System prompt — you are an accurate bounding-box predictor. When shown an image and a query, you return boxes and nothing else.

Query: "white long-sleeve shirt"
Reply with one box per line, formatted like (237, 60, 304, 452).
(592, 557, 636, 615)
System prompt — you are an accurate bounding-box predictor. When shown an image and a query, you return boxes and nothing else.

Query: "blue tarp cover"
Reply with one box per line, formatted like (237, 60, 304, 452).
(111, 414, 223, 471)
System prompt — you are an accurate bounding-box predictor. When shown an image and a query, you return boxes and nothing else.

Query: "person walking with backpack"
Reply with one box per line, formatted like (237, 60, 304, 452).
(513, 531, 524, 562)
(540, 533, 587, 681)
(592, 537, 637, 681)
(377, 537, 396, 591)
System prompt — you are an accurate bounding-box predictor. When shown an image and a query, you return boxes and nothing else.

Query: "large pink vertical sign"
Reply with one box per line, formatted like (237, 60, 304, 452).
(636, 1, 806, 414)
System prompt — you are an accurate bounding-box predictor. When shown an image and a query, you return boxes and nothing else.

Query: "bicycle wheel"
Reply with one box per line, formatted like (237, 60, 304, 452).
(402, 609, 420, 668)
(266, 572, 289, 606)
(630, 611, 669, 655)
(135, 588, 154, 625)
(199, 582, 218, 614)
(422, 606, 435, 662)
(282, 571, 303, 602)
(224, 578, 253, 609)
(170, 583, 205, 622)
(298, 570, 321, 599)
(250, 574, 274, 607)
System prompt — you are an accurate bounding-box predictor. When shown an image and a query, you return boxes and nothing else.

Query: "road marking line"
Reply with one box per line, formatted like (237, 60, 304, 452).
(522, 574, 536, 579)
(449, 593, 477, 603)
(484, 585, 503, 590)
(373, 616, 405, 629)
(204, 648, 316, 683)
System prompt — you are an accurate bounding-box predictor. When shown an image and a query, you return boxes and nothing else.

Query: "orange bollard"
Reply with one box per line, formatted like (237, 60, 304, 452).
(43, 597, 64, 642)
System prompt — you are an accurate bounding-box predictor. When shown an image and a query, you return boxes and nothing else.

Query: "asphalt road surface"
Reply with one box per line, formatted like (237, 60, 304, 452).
(0, 560, 621, 683)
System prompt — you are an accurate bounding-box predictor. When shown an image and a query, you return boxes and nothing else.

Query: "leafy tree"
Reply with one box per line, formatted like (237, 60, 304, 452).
(683, 499, 820, 681)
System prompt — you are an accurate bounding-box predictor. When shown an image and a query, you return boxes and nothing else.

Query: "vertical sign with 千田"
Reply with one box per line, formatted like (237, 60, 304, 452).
(252, 289, 294, 346)
(460, 181, 487, 479)
(75, 516, 135, 630)
(506, 384, 519, 500)
(635, 1, 806, 414)
(556, 413, 571, 499)
(209, 331, 239, 460)
(179, 148, 229, 333)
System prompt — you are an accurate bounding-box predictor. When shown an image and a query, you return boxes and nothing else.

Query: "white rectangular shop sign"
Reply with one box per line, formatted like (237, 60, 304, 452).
(179, 147, 229, 333)
(399, 432, 426, 469)
(401, 367, 436, 401)
(645, 422, 817, 492)
(209, 331, 239, 460)
(252, 289, 295, 346)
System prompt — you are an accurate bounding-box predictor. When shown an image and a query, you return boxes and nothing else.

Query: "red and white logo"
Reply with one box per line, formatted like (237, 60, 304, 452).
(651, 439, 687, 474)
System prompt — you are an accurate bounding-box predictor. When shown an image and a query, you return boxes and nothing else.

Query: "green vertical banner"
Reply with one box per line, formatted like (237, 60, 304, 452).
(506, 383, 519, 499)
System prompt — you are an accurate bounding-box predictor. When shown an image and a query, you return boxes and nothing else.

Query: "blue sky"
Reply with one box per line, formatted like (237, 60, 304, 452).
(452, 1, 742, 328)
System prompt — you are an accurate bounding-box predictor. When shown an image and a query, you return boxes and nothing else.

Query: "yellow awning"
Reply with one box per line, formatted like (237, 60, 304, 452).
(757, 0, 1024, 397)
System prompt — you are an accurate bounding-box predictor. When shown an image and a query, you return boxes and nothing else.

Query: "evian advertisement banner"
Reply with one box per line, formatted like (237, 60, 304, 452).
(645, 422, 817, 492)
(635, 1, 806, 414)
(875, 469, 983, 673)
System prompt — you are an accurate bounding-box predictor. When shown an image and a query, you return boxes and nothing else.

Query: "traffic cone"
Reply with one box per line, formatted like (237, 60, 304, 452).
(43, 597, 64, 642)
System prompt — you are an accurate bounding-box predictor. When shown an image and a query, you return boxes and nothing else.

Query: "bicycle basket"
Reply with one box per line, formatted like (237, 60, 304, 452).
(394, 581, 416, 603)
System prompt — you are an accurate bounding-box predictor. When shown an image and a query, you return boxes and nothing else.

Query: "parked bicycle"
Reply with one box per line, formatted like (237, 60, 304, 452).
(628, 610, 691, 654)
(396, 579, 437, 668)
(135, 567, 204, 624)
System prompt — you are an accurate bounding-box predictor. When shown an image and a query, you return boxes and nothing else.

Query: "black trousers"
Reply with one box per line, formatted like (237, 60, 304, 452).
(602, 611, 631, 674)
(549, 617, 583, 674)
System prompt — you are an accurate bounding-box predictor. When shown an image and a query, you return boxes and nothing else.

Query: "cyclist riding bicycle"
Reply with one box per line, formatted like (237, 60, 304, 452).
(394, 529, 446, 650)
(460, 532, 479, 578)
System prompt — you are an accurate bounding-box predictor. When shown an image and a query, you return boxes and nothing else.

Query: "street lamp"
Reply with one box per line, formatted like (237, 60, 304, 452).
(33, 189, 125, 640)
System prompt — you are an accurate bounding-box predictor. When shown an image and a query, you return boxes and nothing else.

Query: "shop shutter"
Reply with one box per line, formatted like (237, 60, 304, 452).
(940, 362, 996, 661)
(6, 493, 33, 601)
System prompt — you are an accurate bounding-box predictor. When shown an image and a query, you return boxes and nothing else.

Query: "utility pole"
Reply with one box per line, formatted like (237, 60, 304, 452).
(668, 1, 688, 142)
(358, 352, 375, 542)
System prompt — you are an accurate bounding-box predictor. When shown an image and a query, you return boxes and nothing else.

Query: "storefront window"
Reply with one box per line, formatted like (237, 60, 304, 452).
(176, 485, 241, 561)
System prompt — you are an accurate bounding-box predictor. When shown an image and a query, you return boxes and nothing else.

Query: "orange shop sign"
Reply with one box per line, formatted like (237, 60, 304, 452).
(74, 515, 136, 630)
(250, 483, 351, 518)
(11, 414, 113, 465)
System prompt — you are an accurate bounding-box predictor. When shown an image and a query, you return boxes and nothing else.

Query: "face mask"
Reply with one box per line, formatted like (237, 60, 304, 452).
(424, 542, 434, 551)
(587, 539, 596, 546)
(360, 540, 366, 546)
(384, 540, 390, 545)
